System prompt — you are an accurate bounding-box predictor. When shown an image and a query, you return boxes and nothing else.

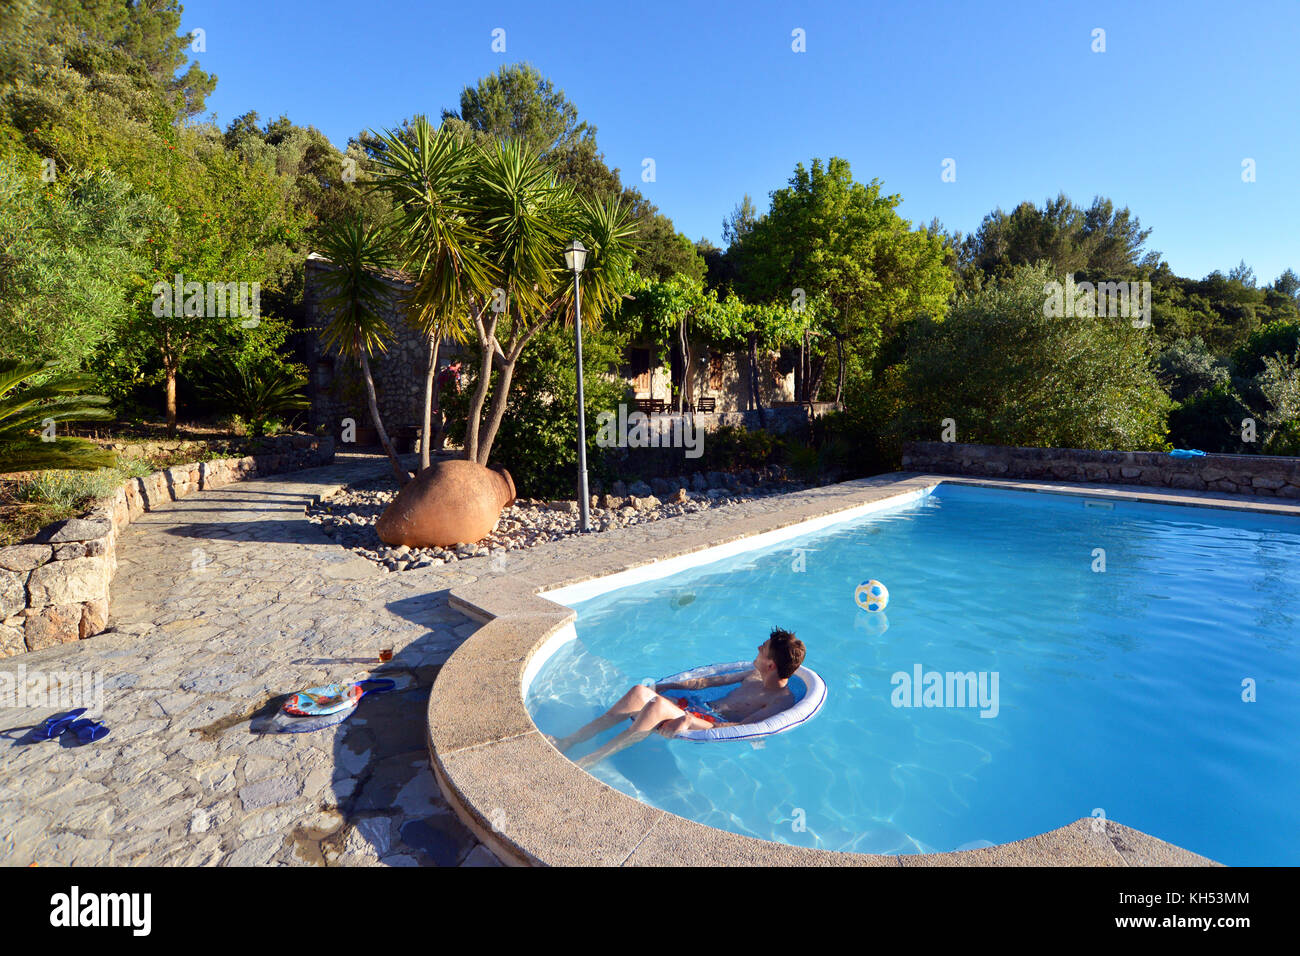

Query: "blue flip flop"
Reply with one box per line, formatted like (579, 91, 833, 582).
(66, 718, 109, 744)
(38, 709, 87, 740)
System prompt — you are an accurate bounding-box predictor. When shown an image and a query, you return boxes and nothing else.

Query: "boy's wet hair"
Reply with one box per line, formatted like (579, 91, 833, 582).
(768, 627, 806, 679)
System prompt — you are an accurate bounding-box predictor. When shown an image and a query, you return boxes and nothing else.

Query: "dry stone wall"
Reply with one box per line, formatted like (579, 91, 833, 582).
(0, 434, 334, 657)
(902, 441, 1300, 497)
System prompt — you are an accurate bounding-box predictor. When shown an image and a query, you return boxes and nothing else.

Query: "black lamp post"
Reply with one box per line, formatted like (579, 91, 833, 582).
(564, 239, 591, 532)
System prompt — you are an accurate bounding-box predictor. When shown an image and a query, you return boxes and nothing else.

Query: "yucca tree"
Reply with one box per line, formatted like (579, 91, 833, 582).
(0, 361, 116, 475)
(369, 116, 494, 470)
(461, 141, 641, 466)
(313, 215, 410, 485)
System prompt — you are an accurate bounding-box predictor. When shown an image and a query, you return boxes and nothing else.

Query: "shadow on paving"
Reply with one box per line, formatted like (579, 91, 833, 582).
(217, 590, 486, 866)
(159, 520, 334, 543)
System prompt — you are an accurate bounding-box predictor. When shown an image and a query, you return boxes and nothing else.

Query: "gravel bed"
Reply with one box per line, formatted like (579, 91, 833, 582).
(306, 468, 813, 571)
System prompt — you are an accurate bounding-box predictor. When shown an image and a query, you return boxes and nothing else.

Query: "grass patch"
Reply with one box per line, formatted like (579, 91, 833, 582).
(136, 445, 234, 471)
(0, 459, 154, 547)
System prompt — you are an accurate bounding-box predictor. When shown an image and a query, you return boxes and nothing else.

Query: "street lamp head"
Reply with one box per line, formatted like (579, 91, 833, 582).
(564, 239, 587, 274)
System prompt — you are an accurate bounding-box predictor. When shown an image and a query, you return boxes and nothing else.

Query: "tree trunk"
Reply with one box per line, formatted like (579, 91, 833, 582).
(677, 317, 692, 413)
(358, 349, 409, 486)
(807, 347, 828, 405)
(164, 361, 178, 438)
(793, 339, 803, 405)
(463, 335, 495, 463)
(420, 332, 440, 472)
(747, 332, 764, 411)
(798, 330, 812, 403)
(475, 351, 518, 467)
(835, 335, 846, 405)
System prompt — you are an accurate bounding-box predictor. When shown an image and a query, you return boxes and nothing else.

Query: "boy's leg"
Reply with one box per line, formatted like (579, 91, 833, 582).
(575, 696, 692, 769)
(552, 684, 658, 752)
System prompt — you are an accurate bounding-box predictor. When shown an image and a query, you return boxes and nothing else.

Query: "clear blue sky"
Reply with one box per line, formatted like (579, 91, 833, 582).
(185, 0, 1299, 283)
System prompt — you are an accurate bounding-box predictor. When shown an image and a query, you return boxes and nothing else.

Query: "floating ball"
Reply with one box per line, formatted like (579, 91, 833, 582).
(854, 579, 889, 613)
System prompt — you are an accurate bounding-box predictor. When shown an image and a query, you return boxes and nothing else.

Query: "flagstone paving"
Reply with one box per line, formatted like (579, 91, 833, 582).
(0, 452, 501, 867)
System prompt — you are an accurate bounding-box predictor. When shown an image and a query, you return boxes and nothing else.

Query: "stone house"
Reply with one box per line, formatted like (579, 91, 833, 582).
(302, 255, 798, 441)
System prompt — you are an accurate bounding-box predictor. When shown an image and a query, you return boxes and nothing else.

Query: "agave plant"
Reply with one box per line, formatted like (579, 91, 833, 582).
(200, 358, 309, 438)
(0, 361, 116, 475)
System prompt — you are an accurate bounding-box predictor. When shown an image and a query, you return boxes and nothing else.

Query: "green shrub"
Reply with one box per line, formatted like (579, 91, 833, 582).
(1156, 337, 1231, 403)
(808, 407, 895, 477)
(882, 264, 1172, 451)
(699, 424, 779, 472)
(778, 437, 820, 480)
(0, 359, 116, 474)
(1232, 320, 1300, 379)
(1262, 420, 1300, 456)
(1167, 382, 1251, 453)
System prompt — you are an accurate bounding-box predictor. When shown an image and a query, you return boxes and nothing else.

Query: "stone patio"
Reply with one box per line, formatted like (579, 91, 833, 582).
(0, 452, 499, 866)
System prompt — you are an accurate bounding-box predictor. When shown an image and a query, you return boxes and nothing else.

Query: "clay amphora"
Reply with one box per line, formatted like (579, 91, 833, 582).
(376, 460, 516, 548)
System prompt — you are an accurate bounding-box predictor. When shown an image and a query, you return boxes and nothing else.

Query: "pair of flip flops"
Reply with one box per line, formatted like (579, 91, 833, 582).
(38, 709, 110, 744)
(256, 678, 396, 734)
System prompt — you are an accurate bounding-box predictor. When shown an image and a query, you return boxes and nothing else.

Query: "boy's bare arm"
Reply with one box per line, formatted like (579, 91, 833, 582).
(657, 671, 747, 692)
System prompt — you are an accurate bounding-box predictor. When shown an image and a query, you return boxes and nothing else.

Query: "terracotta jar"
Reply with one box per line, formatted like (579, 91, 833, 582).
(375, 460, 516, 548)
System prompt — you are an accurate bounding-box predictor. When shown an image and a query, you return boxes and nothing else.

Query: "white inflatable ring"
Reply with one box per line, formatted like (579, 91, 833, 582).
(657, 660, 827, 742)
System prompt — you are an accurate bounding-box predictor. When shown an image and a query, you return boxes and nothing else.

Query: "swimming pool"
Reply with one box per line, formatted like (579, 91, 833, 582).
(524, 484, 1300, 865)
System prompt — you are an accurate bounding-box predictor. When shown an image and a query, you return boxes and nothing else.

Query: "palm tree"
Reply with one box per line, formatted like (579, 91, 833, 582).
(461, 142, 640, 465)
(369, 116, 493, 470)
(0, 361, 116, 475)
(312, 215, 410, 485)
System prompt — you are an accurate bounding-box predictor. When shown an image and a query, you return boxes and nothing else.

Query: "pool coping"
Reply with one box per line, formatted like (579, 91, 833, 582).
(426, 472, 1291, 866)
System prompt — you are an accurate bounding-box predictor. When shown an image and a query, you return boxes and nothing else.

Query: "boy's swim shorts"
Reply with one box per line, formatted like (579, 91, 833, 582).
(674, 696, 727, 725)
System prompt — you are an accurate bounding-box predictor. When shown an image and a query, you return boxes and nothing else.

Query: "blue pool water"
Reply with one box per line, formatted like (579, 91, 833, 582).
(524, 485, 1300, 865)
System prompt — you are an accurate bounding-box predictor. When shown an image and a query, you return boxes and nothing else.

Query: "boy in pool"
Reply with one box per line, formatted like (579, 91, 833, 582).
(549, 627, 807, 769)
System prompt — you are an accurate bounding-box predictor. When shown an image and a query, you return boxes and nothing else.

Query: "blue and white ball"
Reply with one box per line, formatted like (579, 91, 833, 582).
(854, 579, 889, 613)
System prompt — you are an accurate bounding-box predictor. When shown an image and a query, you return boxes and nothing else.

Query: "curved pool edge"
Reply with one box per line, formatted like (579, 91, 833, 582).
(426, 472, 1269, 866)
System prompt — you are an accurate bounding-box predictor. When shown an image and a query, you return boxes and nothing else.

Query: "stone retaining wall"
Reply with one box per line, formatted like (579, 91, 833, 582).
(0, 435, 334, 656)
(901, 441, 1300, 497)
